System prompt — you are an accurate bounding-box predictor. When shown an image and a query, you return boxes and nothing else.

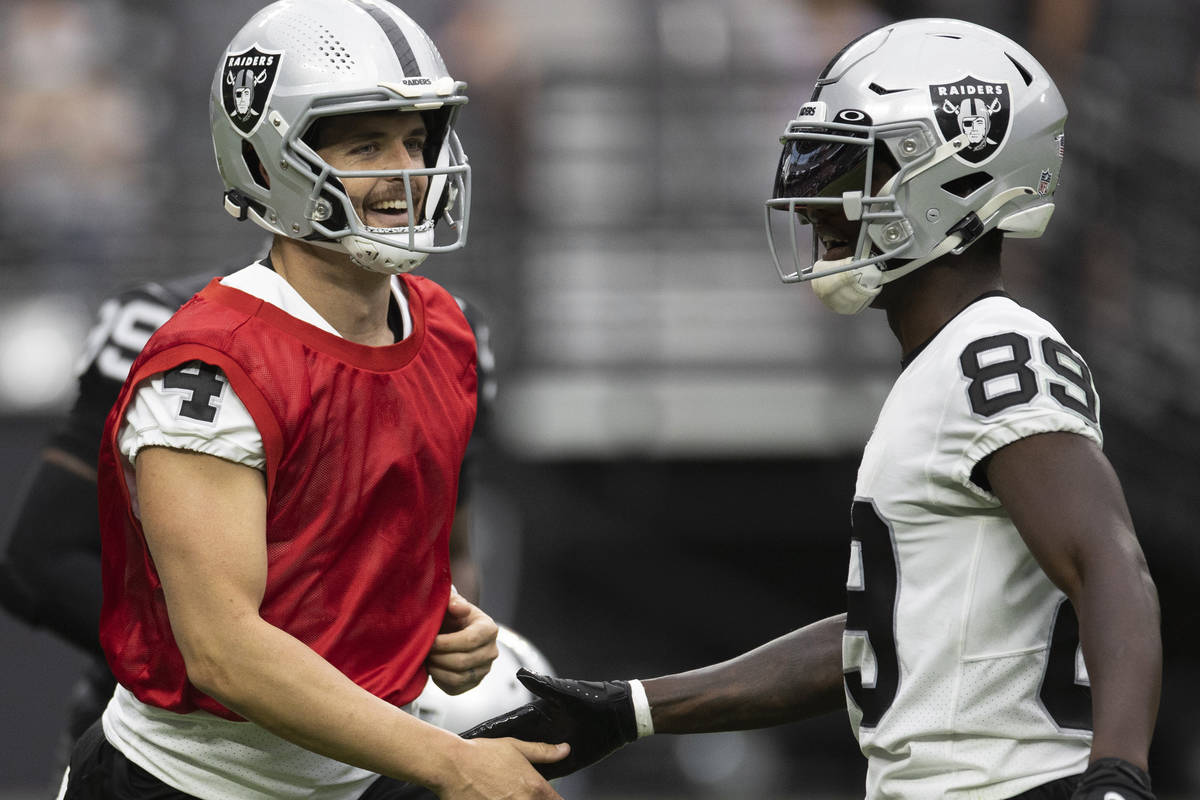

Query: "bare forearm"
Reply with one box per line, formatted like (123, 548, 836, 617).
(644, 614, 846, 734)
(185, 616, 464, 792)
(1076, 555, 1161, 769)
(988, 434, 1162, 772)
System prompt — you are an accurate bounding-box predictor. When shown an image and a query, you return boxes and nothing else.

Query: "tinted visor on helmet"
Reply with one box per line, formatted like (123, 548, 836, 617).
(772, 135, 870, 219)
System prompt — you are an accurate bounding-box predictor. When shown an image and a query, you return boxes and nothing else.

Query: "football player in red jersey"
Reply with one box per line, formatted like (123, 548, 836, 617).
(464, 18, 1161, 800)
(52, 1, 566, 798)
(0, 271, 509, 791)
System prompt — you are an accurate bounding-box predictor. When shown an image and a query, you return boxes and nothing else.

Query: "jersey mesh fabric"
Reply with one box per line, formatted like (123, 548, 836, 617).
(98, 274, 477, 721)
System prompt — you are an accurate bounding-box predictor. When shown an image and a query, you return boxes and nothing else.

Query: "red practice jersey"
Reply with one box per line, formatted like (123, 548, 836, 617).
(98, 276, 477, 720)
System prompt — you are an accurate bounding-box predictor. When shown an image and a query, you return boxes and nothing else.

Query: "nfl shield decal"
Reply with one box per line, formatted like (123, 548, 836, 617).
(221, 46, 282, 137)
(929, 76, 1011, 165)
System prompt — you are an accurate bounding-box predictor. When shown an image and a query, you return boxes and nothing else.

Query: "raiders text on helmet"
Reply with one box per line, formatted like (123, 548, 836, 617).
(764, 18, 1066, 313)
(210, 0, 472, 275)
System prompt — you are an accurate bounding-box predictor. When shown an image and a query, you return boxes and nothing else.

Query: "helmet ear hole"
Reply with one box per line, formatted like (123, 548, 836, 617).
(941, 172, 994, 198)
(242, 141, 270, 190)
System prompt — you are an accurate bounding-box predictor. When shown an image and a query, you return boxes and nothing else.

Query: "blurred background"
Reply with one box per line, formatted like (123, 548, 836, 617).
(1, 0, 1197, 797)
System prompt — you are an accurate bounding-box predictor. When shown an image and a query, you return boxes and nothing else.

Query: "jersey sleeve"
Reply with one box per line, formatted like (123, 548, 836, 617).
(453, 294, 496, 435)
(118, 361, 265, 471)
(51, 287, 179, 465)
(945, 322, 1103, 500)
(0, 278, 211, 653)
(451, 294, 496, 507)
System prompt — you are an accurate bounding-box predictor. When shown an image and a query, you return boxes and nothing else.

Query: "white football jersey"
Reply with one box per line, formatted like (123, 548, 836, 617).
(845, 294, 1100, 799)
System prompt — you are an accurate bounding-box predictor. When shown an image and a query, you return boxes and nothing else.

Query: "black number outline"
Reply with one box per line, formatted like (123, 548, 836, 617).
(960, 333, 1099, 425)
(844, 499, 901, 728)
(959, 332, 1038, 417)
(1040, 339, 1098, 423)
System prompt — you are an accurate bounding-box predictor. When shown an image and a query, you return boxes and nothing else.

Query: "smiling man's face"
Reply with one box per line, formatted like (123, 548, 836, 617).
(801, 154, 897, 263)
(315, 110, 429, 229)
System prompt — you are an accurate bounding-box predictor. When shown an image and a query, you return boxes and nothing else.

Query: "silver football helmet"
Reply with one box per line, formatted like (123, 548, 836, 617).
(410, 625, 556, 734)
(210, 0, 471, 275)
(765, 18, 1066, 313)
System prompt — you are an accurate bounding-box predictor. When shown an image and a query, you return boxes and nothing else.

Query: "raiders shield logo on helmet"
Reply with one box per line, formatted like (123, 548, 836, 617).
(221, 46, 283, 137)
(929, 76, 1011, 165)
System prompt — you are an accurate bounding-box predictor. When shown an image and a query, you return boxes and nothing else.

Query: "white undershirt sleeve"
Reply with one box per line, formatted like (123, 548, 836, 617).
(118, 361, 265, 471)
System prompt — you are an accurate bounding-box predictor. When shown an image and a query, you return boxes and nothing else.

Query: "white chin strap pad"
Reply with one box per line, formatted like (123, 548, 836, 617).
(806, 183, 1037, 315)
(810, 260, 882, 315)
(343, 235, 427, 275)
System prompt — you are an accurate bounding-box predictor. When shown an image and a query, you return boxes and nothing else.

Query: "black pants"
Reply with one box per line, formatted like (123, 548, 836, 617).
(1010, 773, 1082, 799)
(52, 659, 118, 783)
(59, 719, 436, 799)
(58, 720, 197, 800)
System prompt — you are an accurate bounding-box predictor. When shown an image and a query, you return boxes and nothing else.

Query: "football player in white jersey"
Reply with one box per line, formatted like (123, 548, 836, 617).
(461, 18, 1161, 800)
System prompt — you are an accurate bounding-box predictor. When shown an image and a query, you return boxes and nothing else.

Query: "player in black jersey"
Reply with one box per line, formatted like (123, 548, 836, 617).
(0, 274, 211, 762)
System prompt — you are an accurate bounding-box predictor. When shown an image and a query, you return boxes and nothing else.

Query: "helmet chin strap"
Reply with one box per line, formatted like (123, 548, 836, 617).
(343, 234, 429, 275)
(337, 213, 440, 274)
(811, 185, 1034, 315)
(810, 231, 966, 315)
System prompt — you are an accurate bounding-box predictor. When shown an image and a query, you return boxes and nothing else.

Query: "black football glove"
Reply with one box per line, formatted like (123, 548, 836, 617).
(1070, 758, 1155, 800)
(459, 668, 640, 779)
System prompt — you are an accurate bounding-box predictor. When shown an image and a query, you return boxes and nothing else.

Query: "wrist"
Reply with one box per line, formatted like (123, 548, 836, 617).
(628, 678, 654, 738)
(393, 718, 471, 792)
